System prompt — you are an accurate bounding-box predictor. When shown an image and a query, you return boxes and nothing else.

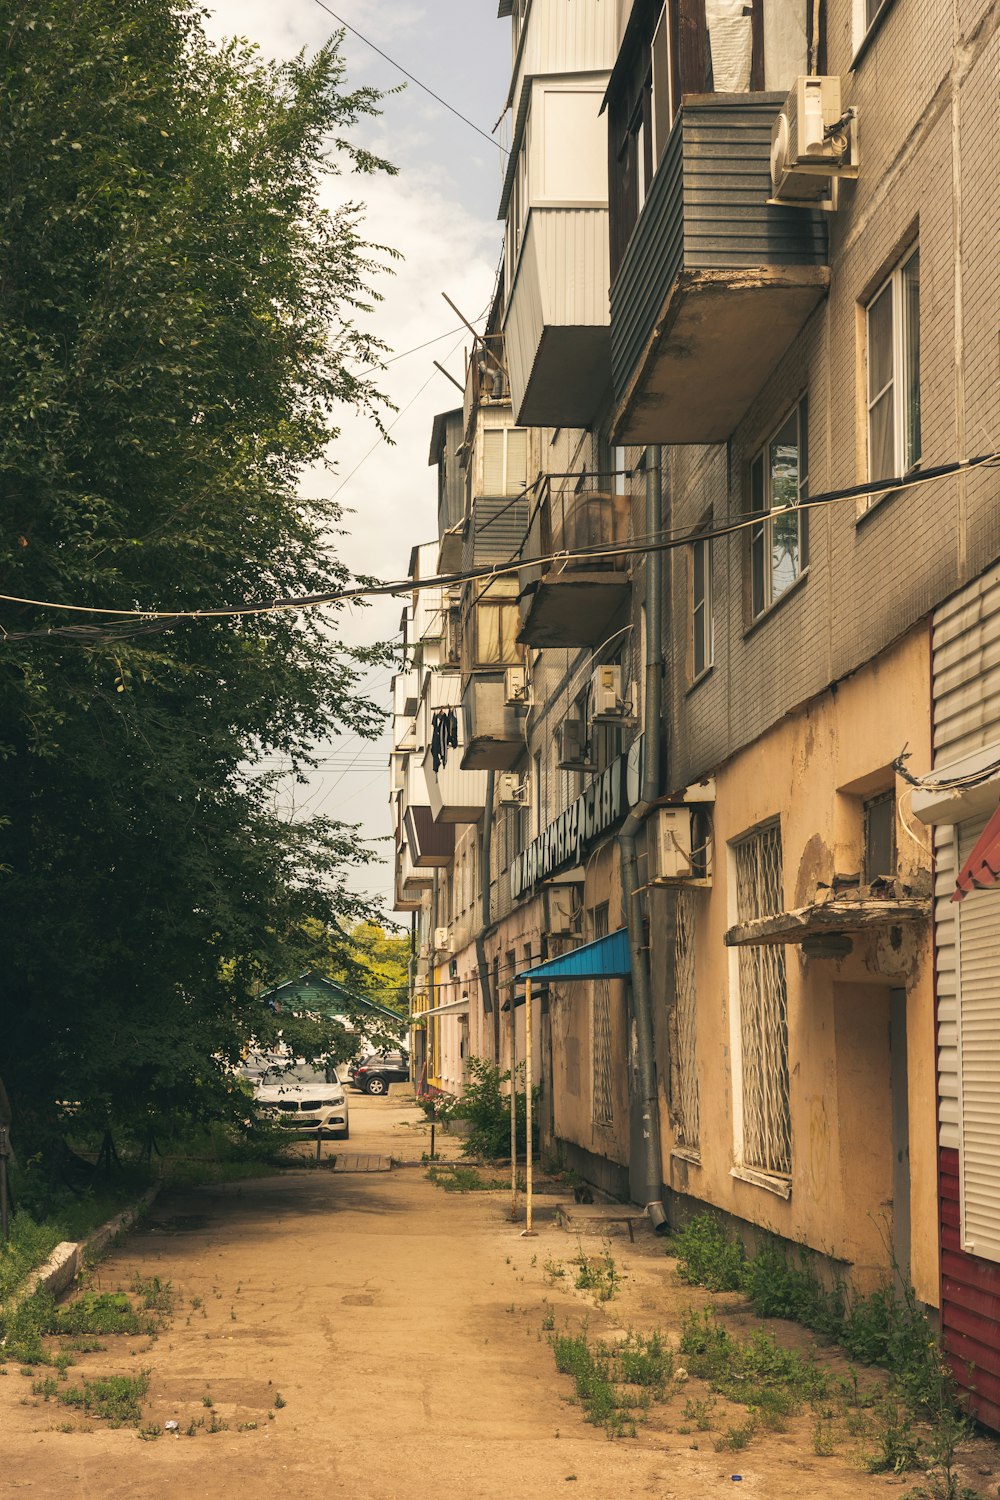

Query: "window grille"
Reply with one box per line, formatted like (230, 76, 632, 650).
(592, 904, 614, 1126)
(673, 889, 700, 1151)
(734, 823, 791, 1176)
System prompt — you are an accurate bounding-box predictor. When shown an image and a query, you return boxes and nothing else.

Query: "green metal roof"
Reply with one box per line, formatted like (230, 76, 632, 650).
(260, 970, 404, 1025)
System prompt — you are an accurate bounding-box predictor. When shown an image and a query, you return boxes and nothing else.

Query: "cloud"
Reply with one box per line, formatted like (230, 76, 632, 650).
(202, 0, 508, 906)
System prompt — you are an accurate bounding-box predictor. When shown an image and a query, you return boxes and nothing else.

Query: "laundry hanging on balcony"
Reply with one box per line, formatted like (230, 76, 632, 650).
(430, 708, 459, 773)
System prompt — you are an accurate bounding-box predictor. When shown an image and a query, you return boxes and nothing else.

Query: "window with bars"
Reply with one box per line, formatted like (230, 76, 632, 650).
(673, 889, 700, 1152)
(591, 903, 614, 1127)
(734, 822, 791, 1177)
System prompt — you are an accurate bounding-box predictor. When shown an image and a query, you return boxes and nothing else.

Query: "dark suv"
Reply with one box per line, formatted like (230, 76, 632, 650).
(349, 1050, 410, 1096)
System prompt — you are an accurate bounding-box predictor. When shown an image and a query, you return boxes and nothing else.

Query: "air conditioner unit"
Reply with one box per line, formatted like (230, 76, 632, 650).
(504, 665, 529, 705)
(434, 926, 452, 952)
(770, 76, 859, 210)
(590, 664, 624, 718)
(418, 941, 431, 960)
(498, 772, 529, 806)
(557, 719, 593, 771)
(650, 806, 714, 885)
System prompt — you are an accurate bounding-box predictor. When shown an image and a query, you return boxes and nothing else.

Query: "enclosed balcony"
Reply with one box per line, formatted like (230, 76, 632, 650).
(518, 479, 631, 648)
(610, 95, 829, 446)
(461, 673, 526, 773)
(504, 208, 612, 428)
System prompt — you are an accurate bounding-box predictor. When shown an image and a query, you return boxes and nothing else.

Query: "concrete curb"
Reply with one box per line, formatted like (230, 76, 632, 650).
(11, 1182, 162, 1310)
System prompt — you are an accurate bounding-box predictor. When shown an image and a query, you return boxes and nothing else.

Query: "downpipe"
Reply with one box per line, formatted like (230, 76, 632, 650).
(620, 444, 668, 1235)
(476, 770, 496, 1021)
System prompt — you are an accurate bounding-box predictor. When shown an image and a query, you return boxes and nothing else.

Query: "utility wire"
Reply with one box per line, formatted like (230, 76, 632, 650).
(4, 451, 998, 640)
(309, 0, 507, 156)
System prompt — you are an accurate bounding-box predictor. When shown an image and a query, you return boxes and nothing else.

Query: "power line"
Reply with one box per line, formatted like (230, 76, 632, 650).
(3, 451, 997, 639)
(309, 0, 506, 156)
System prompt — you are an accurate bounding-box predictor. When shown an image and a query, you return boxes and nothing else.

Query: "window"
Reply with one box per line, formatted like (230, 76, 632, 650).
(691, 530, 714, 680)
(734, 822, 791, 1177)
(483, 427, 528, 496)
(650, 4, 674, 168)
(864, 791, 897, 882)
(866, 246, 920, 495)
(470, 596, 521, 666)
(749, 399, 809, 618)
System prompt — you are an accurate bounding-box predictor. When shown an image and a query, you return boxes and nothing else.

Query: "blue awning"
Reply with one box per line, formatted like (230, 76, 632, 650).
(517, 928, 632, 981)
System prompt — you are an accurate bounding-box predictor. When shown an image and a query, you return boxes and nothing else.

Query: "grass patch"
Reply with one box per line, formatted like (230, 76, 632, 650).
(51, 1291, 147, 1337)
(549, 1328, 673, 1439)
(425, 1163, 512, 1193)
(57, 1370, 150, 1426)
(679, 1307, 828, 1434)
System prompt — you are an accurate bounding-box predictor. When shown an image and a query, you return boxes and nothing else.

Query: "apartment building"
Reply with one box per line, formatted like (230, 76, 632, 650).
(391, 0, 1000, 1426)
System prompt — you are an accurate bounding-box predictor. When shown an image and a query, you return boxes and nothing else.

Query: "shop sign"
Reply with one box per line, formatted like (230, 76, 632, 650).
(510, 746, 636, 902)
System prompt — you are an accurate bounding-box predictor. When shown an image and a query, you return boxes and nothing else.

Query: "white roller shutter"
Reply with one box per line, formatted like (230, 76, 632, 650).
(957, 814, 1000, 1262)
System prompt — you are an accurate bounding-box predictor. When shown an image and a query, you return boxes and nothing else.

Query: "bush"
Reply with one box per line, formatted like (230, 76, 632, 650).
(451, 1057, 538, 1161)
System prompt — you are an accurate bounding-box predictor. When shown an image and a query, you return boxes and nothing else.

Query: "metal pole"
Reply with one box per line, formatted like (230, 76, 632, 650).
(522, 979, 536, 1238)
(509, 991, 518, 1221)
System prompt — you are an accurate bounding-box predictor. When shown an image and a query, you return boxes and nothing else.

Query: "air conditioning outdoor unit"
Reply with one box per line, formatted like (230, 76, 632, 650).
(418, 941, 431, 960)
(434, 926, 452, 952)
(498, 772, 529, 806)
(504, 665, 529, 705)
(556, 719, 593, 771)
(650, 806, 714, 885)
(590, 664, 625, 718)
(770, 76, 859, 210)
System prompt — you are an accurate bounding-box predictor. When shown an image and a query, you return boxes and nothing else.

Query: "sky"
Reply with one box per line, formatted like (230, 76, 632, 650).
(203, 1, 511, 910)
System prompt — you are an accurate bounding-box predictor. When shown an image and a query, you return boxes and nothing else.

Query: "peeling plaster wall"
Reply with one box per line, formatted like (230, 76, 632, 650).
(653, 626, 938, 1302)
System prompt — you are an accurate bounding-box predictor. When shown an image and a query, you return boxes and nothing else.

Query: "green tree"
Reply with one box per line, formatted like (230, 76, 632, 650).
(0, 0, 398, 1148)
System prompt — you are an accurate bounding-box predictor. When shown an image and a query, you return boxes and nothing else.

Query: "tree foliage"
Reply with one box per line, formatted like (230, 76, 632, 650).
(0, 0, 398, 1147)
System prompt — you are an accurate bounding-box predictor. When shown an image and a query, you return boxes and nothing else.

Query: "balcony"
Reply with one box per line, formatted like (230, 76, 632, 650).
(403, 804, 455, 867)
(518, 480, 631, 648)
(504, 209, 611, 428)
(461, 673, 526, 772)
(610, 96, 829, 446)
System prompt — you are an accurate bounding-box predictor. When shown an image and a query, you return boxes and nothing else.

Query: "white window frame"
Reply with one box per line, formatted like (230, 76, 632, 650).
(482, 426, 528, 497)
(748, 397, 809, 620)
(691, 530, 714, 682)
(864, 244, 920, 506)
(852, 0, 897, 56)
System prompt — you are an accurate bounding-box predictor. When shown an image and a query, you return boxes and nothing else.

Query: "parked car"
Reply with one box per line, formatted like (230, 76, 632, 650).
(349, 1050, 410, 1096)
(254, 1062, 349, 1139)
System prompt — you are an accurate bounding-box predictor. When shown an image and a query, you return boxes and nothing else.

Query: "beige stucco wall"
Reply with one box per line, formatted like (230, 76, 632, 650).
(657, 624, 938, 1303)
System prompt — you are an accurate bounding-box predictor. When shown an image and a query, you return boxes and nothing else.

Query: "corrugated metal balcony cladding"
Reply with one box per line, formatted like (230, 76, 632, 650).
(463, 496, 530, 570)
(610, 94, 828, 412)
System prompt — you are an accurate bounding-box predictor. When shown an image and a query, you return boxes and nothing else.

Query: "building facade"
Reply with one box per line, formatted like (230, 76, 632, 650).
(390, 0, 1000, 1423)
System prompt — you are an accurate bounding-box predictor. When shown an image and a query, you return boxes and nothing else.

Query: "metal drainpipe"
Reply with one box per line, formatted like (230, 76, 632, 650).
(475, 770, 496, 1022)
(620, 444, 668, 1233)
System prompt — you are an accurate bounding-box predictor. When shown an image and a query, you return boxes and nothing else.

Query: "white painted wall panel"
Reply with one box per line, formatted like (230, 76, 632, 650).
(515, 0, 617, 102)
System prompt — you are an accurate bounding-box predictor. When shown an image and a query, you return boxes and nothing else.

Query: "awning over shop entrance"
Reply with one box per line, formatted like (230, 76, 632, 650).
(516, 927, 632, 981)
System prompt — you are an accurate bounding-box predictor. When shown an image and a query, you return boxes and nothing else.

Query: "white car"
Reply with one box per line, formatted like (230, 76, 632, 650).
(254, 1062, 350, 1140)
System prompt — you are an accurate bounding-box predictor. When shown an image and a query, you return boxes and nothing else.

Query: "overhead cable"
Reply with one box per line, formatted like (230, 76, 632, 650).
(2, 451, 997, 641)
(308, 0, 507, 155)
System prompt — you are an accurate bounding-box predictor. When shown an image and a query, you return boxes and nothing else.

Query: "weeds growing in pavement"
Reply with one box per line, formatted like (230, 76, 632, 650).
(51, 1291, 147, 1337)
(425, 1164, 515, 1193)
(548, 1326, 676, 1439)
(678, 1307, 828, 1437)
(572, 1248, 619, 1302)
(670, 1212, 980, 1482)
(57, 1371, 150, 1426)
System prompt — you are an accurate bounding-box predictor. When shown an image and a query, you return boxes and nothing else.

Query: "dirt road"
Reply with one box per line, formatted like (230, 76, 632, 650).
(4, 1096, 994, 1498)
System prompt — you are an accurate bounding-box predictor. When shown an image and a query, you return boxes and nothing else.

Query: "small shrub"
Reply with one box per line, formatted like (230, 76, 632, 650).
(672, 1214, 745, 1292)
(715, 1417, 757, 1452)
(52, 1292, 144, 1337)
(573, 1249, 619, 1303)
